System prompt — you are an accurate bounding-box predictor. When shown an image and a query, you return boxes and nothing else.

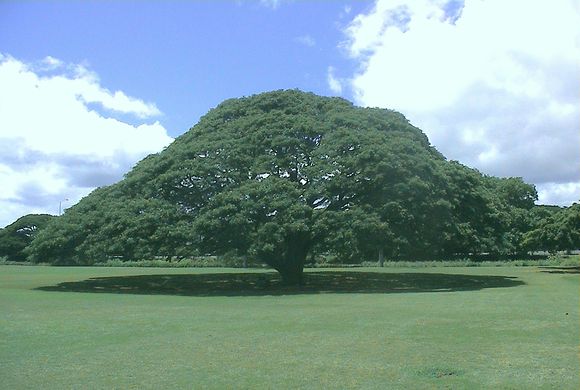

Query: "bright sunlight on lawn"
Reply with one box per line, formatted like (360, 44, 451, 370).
(1, 265, 578, 389)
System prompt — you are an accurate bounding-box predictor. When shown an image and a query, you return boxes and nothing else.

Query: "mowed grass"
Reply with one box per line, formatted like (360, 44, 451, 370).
(1, 266, 578, 389)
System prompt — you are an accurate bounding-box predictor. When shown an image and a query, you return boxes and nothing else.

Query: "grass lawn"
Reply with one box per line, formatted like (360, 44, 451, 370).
(1, 265, 578, 389)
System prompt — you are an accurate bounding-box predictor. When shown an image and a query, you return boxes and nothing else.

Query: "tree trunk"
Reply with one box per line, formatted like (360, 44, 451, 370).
(277, 262, 305, 286)
(378, 248, 384, 267)
(270, 233, 310, 286)
(275, 249, 307, 285)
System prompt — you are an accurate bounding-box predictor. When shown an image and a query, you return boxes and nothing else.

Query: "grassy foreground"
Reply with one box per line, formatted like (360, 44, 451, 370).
(1, 266, 578, 389)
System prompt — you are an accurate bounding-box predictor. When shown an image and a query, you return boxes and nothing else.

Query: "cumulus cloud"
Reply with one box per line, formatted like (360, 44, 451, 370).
(0, 54, 173, 227)
(341, 0, 580, 206)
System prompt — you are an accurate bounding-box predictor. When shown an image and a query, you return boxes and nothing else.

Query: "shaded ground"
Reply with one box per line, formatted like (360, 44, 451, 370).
(539, 266, 580, 274)
(35, 271, 525, 296)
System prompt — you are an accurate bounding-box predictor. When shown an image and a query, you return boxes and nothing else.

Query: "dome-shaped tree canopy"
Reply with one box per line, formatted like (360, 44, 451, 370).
(27, 90, 537, 283)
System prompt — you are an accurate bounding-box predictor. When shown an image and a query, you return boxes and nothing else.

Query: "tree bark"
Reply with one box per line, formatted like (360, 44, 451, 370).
(277, 262, 305, 286)
(274, 248, 308, 285)
(378, 248, 384, 267)
(276, 239, 309, 285)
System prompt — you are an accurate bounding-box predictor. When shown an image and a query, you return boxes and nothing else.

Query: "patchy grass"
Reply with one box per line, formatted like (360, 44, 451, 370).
(0, 266, 578, 389)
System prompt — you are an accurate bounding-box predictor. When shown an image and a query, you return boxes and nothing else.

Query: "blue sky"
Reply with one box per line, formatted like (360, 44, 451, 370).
(0, 0, 578, 227)
(1, 1, 370, 136)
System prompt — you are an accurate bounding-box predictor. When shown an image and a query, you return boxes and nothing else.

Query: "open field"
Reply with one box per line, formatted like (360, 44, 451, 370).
(1, 265, 578, 389)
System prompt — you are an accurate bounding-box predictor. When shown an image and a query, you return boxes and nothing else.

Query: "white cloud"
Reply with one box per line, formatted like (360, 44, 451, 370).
(0, 54, 173, 227)
(341, 0, 580, 206)
(40, 56, 63, 70)
(327, 66, 343, 94)
(32, 58, 161, 119)
(537, 182, 580, 207)
(295, 35, 316, 47)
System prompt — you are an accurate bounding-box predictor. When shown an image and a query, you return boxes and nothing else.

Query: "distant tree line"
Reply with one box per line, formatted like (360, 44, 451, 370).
(1, 91, 578, 283)
(0, 214, 55, 262)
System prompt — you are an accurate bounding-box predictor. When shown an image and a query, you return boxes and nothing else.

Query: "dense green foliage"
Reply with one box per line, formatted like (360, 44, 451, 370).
(24, 90, 574, 282)
(0, 214, 55, 261)
(523, 203, 580, 253)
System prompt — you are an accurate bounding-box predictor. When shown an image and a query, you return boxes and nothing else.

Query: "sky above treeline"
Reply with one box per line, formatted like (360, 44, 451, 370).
(0, 0, 578, 228)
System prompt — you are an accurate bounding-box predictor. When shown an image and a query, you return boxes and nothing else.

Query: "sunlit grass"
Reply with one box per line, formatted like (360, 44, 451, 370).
(1, 265, 578, 389)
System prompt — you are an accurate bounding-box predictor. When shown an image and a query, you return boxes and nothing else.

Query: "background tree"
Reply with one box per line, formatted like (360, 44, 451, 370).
(0, 214, 55, 261)
(480, 176, 539, 257)
(523, 203, 580, 253)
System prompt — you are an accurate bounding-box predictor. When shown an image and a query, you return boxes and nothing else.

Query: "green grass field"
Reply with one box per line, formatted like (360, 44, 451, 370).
(1, 265, 578, 389)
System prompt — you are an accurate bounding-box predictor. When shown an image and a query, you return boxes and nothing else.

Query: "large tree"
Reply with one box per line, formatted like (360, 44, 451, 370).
(27, 90, 538, 283)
